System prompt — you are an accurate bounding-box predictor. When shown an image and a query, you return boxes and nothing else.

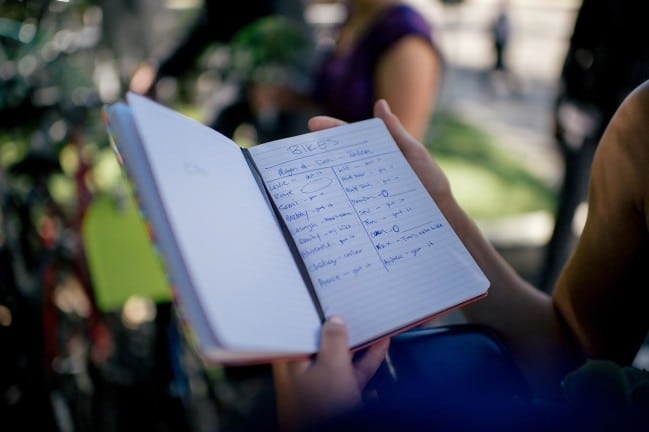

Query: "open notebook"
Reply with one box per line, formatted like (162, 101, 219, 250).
(103, 92, 489, 364)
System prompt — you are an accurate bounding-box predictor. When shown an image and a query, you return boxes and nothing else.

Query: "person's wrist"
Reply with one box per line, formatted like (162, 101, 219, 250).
(434, 191, 470, 233)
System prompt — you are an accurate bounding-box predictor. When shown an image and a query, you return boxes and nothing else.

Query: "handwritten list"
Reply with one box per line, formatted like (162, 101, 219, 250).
(124, 93, 486, 358)
(249, 119, 488, 345)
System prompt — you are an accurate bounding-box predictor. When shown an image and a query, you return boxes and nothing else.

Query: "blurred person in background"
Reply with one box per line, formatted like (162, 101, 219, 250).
(130, 0, 443, 144)
(308, 0, 443, 142)
(230, 0, 445, 143)
(539, 0, 649, 291)
(487, 0, 517, 95)
(490, 0, 510, 73)
(129, 0, 315, 142)
(128, 0, 308, 98)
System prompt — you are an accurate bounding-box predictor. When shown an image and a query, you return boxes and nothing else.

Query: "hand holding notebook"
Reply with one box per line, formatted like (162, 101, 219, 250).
(104, 93, 489, 364)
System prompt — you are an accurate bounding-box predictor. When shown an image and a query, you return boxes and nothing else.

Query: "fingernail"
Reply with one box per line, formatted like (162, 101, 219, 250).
(329, 315, 345, 325)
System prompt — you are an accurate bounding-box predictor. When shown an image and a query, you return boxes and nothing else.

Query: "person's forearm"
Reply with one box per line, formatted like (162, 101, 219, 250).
(439, 196, 583, 397)
(373, 97, 583, 396)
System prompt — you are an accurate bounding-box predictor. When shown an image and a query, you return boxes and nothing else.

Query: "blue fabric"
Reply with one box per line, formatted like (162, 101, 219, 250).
(371, 324, 534, 420)
(324, 325, 576, 431)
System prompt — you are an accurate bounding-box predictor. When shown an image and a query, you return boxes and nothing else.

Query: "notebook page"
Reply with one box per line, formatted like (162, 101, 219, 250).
(249, 119, 489, 347)
(126, 93, 321, 354)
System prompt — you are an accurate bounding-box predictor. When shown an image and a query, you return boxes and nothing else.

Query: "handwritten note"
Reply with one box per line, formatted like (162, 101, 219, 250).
(251, 120, 441, 282)
(121, 93, 486, 360)
(249, 119, 488, 345)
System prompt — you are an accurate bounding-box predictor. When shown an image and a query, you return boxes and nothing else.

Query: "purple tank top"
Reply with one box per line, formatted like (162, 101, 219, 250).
(312, 4, 436, 122)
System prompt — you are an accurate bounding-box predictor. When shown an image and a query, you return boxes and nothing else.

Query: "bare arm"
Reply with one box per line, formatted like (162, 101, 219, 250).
(374, 36, 442, 142)
(377, 86, 649, 394)
(553, 81, 649, 364)
(311, 100, 583, 397)
(380, 81, 649, 394)
(378, 99, 584, 397)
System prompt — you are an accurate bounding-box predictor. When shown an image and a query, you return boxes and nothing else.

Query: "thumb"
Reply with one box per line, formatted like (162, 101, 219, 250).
(317, 315, 352, 368)
(373, 99, 417, 151)
(308, 115, 347, 132)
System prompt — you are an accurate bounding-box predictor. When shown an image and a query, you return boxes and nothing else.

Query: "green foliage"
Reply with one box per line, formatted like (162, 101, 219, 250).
(427, 111, 556, 220)
(229, 15, 315, 84)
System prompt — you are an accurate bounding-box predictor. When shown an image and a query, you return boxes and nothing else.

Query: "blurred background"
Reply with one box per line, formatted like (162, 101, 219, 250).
(1, 0, 647, 430)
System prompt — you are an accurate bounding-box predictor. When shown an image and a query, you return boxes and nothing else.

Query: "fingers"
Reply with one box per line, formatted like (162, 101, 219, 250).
(282, 316, 350, 376)
(317, 316, 388, 388)
(308, 116, 347, 132)
(373, 99, 423, 156)
(307, 99, 417, 145)
(374, 99, 404, 139)
(373, 98, 392, 118)
(317, 315, 352, 369)
(129, 63, 156, 95)
(353, 338, 390, 388)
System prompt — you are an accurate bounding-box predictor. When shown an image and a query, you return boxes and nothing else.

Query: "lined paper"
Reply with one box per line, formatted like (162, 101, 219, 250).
(249, 119, 489, 346)
(126, 93, 322, 354)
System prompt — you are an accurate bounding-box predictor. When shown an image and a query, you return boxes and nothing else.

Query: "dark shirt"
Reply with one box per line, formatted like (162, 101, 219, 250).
(312, 4, 437, 123)
(559, 0, 649, 135)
